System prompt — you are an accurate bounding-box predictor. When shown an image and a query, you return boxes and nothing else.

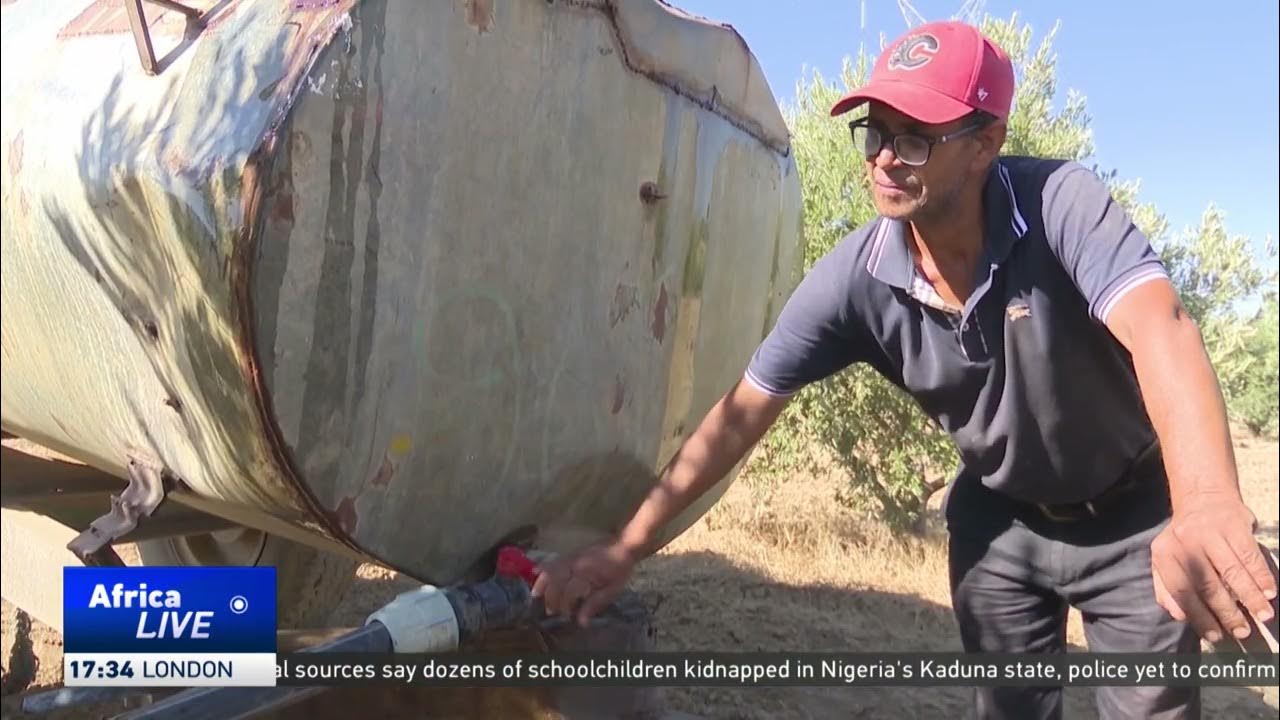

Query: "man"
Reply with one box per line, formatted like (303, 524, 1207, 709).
(533, 20, 1276, 719)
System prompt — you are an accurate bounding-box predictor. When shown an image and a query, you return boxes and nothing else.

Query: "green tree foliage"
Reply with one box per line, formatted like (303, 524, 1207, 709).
(1159, 210, 1277, 436)
(745, 13, 1279, 530)
(1232, 291, 1279, 437)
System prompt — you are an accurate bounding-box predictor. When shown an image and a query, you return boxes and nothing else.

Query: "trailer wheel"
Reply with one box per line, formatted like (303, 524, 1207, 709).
(135, 529, 356, 628)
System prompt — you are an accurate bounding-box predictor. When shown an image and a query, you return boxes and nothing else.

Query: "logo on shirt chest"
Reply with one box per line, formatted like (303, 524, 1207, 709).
(1006, 302, 1032, 322)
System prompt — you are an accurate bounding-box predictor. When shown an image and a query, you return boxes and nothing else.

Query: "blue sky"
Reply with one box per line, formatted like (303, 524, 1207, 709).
(671, 0, 1279, 254)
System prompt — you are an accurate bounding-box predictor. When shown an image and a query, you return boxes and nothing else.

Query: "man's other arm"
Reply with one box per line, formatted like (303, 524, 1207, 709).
(1042, 160, 1277, 643)
(532, 244, 866, 626)
(1106, 281, 1276, 644)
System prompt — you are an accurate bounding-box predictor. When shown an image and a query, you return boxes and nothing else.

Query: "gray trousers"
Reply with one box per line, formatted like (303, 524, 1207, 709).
(944, 466, 1201, 720)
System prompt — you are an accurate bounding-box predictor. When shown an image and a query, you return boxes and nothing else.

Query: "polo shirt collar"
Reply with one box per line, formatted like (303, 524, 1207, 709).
(865, 160, 1029, 291)
(983, 160, 1030, 262)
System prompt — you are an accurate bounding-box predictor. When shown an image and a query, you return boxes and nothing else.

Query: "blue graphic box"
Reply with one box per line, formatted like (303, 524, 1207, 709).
(63, 567, 276, 653)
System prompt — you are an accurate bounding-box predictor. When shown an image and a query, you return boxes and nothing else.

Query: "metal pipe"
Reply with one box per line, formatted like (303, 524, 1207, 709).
(0, 446, 125, 506)
(21, 686, 150, 715)
(110, 624, 394, 720)
(109, 549, 538, 720)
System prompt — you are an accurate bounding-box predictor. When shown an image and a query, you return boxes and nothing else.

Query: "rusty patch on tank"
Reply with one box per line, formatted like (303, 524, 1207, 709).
(270, 170, 295, 223)
(370, 455, 394, 487)
(290, 129, 313, 158)
(612, 375, 626, 414)
(652, 283, 669, 343)
(272, 190, 294, 223)
(8, 131, 22, 177)
(465, 0, 493, 33)
(334, 496, 358, 533)
(609, 283, 638, 328)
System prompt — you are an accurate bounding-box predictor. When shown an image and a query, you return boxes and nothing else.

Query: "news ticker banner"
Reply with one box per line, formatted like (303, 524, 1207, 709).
(275, 653, 1279, 688)
(58, 567, 1276, 690)
(62, 566, 276, 687)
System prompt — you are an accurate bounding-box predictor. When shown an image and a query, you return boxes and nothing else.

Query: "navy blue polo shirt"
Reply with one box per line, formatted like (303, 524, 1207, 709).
(744, 157, 1169, 505)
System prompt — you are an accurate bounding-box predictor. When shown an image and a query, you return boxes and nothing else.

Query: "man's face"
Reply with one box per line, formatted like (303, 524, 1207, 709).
(861, 102, 1000, 222)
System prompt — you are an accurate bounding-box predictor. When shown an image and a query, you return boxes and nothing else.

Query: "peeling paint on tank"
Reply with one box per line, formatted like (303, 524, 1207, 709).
(651, 282, 669, 343)
(611, 375, 625, 415)
(369, 455, 394, 487)
(334, 496, 358, 533)
(271, 178, 295, 223)
(290, 129, 314, 159)
(609, 283, 638, 328)
(306, 73, 328, 95)
(466, 0, 494, 34)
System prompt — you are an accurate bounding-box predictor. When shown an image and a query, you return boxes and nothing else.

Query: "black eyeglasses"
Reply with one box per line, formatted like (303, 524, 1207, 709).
(848, 118, 987, 167)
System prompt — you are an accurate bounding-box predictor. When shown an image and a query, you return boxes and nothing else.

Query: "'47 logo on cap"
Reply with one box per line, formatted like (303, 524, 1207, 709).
(887, 34, 940, 71)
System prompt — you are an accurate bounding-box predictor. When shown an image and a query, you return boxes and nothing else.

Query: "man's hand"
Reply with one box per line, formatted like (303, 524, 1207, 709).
(531, 541, 638, 628)
(1151, 494, 1277, 643)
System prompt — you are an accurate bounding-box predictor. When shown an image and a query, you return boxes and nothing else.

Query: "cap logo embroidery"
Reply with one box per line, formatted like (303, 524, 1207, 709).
(1007, 302, 1032, 322)
(977, 87, 989, 101)
(887, 34, 940, 71)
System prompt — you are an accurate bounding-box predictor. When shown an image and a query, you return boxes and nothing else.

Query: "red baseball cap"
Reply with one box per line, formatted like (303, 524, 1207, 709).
(830, 21, 1014, 124)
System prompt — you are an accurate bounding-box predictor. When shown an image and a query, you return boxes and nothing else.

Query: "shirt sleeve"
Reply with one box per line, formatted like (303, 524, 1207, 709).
(1041, 162, 1170, 324)
(743, 252, 868, 397)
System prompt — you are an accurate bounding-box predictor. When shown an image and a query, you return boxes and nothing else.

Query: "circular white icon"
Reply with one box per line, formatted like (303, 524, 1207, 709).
(229, 595, 249, 614)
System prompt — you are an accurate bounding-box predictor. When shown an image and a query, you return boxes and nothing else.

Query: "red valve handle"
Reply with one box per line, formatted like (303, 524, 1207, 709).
(496, 546, 540, 586)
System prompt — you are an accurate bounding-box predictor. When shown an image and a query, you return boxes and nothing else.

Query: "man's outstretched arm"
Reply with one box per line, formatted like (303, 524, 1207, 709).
(1106, 279, 1278, 644)
(532, 240, 863, 627)
(531, 379, 791, 626)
